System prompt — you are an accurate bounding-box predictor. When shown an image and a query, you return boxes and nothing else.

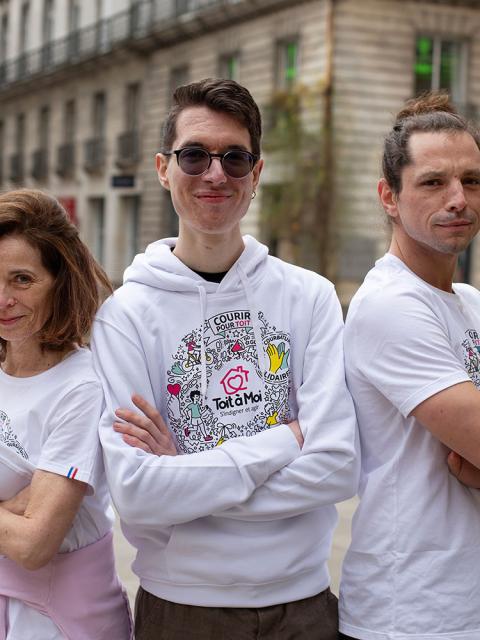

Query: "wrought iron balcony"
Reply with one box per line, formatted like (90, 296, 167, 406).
(9, 153, 24, 183)
(116, 130, 140, 168)
(84, 138, 105, 173)
(0, 0, 293, 93)
(56, 142, 76, 178)
(31, 149, 49, 181)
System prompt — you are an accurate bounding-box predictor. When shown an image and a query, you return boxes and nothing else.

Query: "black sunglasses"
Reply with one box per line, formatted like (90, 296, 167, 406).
(164, 147, 258, 179)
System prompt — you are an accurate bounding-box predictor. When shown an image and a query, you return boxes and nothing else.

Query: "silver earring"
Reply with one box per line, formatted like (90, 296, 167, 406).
(251, 191, 256, 200)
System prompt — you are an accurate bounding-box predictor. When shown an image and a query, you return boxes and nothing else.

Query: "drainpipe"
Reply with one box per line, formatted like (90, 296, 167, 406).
(319, 0, 335, 279)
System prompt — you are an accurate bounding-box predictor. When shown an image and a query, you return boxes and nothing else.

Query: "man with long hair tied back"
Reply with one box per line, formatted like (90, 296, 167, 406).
(339, 93, 480, 640)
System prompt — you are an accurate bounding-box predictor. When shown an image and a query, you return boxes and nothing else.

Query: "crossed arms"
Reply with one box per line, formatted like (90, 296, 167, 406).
(92, 285, 359, 528)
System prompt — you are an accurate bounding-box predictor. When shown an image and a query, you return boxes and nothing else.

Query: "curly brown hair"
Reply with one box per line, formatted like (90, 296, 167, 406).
(0, 189, 112, 359)
(383, 92, 480, 194)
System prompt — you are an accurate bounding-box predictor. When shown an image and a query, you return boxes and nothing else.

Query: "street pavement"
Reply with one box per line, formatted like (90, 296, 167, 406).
(113, 497, 358, 607)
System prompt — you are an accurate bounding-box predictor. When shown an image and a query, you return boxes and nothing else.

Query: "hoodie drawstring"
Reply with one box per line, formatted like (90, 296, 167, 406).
(197, 285, 208, 401)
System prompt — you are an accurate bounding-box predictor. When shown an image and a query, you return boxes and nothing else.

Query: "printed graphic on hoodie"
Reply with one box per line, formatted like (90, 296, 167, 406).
(462, 328, 480, 389)
(0, 409, 29, 459)
(167, 310, 291, 453)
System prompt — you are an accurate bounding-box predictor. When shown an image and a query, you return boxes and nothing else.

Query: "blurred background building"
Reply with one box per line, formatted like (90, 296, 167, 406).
(0, 0, 479, 302)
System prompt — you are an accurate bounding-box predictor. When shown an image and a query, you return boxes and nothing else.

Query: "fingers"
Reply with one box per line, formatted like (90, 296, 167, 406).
(113, 422, 161, 453)
(132, 394, 168, 431)
(115, 408, 163, 440)
(266, 344, 276, 356)
(114, 395, 177, 456)
(121, 433, 154, 454)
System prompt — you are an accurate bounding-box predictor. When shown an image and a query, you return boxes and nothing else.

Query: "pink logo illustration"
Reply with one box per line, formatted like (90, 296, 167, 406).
(220, 366, 250, 395)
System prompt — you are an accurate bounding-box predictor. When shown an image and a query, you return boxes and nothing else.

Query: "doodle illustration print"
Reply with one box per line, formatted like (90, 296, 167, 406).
(0, 410, 28, 459)
(166, 311, 291, 454)
(184, 390, 212, 442)
(462, 328, 480, 389)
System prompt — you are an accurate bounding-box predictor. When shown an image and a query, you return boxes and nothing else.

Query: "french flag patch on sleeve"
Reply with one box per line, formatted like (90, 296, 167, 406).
(67, 466, 78, 480)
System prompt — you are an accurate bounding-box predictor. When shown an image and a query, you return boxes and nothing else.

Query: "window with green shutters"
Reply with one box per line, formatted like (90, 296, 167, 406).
(276, 39, 299, 90)
(414, 35, 467, 103)
(218, 52, 239, 81)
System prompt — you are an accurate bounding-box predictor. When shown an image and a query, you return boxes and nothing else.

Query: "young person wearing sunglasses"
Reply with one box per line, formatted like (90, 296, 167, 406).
(92, 78, 359, 640)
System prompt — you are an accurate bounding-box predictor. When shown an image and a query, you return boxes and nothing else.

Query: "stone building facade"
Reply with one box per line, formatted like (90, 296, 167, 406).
(0, 0, 479, 299)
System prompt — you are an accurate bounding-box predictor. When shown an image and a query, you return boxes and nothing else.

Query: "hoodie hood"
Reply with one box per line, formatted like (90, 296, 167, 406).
(123, 234, 269, 294)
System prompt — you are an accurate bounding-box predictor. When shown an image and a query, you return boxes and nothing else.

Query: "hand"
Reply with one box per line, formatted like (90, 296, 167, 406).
(266, 343, 284, 374)
(114, 394, 177, 456)
(1, 485, 31, 515)
(287, 419, 304, 449)
(447, 451, 480, 489)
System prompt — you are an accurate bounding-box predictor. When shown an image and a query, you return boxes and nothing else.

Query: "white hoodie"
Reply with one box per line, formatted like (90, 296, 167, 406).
(92, 235, 359, 607)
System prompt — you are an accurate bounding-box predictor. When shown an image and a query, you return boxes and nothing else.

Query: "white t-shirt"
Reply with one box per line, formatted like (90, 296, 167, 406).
(339, 254, 480, 640)
(0, 348, 113, 640)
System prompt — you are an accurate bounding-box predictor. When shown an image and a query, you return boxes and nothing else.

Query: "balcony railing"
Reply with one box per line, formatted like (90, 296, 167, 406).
(56, 142, 76, 178)
(31, 149, 48, 181)
(116, 130, 140, 168)
(84, 138, 105, 173)
(0, 0, 289, 91)
(9, 153, 24, 183)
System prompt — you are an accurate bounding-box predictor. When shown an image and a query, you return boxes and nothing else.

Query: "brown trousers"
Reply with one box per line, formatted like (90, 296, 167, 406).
(135, 587, 339, 640)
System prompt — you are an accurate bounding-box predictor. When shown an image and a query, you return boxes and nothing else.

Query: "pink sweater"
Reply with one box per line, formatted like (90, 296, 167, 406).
(0, 531, 132, 639)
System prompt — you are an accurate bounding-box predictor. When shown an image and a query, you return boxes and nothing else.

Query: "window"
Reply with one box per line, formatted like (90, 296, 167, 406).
(169, 65, 189, 104)
(89, 197, 105, 264)
(0, 13, 7, 63)
(95, 0, 103, 22)
(10, 114, 25, 182)
(64, 99, 76, 143)
(16, 113, 25, 153)
(414, 35, 467, 103)
(95, 0, 107, 51)
(175, 0, 190, 16)
(218, 52, 239, 81)
(19, 2, 29, 53)
(43, 0, 54, 44)
(0, 13, 7, 81)
(122, 195, 140, 267)
(276, 39, 299, 90)
(67, 0, 80, 56)
(68, 0, 80, 31)
(129, 0, 142, 34)
(39, 105, 50, 149)
(93, 91, 106, 137)
(57, 100, 76, 177)
(125, 82, 140, 130)
(41, 0, 54, 67)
